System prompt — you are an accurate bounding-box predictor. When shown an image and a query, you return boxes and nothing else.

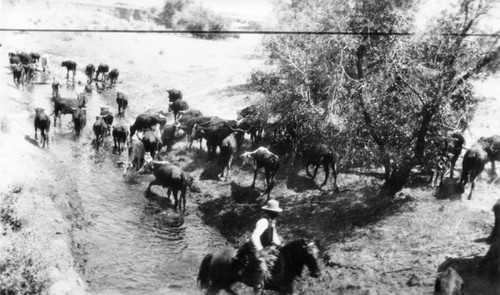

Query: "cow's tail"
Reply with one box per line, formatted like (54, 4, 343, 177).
(197, 253, 212, 289)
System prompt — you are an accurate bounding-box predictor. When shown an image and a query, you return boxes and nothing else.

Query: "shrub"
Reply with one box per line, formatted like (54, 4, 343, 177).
(158, 0, 192, 28)
(174, 5, 230, 40)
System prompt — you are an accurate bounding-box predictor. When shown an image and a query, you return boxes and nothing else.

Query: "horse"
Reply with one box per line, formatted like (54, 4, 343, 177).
(198, 239, 321, 295)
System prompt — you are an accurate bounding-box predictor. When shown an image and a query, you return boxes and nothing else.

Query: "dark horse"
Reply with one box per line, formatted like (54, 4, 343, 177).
(198, 239, 321, 295)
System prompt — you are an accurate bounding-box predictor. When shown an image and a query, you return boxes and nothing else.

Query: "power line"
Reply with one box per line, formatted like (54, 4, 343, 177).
(0, 28, 499, 37)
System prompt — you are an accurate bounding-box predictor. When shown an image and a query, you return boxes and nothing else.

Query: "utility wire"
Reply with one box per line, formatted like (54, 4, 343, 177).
(0, 28, 499, 37)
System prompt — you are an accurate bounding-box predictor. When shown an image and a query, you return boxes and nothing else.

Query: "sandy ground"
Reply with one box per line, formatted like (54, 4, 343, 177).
(1, 1, 500, 295)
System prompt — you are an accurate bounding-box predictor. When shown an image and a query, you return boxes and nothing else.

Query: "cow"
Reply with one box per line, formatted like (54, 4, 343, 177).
(178, 108, 202, 121)
(240, 147, 280, 200)
(142, 130, 162, 160)
(430, 155, 451, 188)
(100, 107, 114, 135)
(29, 52, 40, 63)
(40, 54, 50, 72)
(192, 121, 236, 161)
(61, 60, 77, 80)
(112, 125, 129, 154)
(12, 64, 23, 88)
(116, 92, 128, 118)
(85, 63, 95, 84)
(161, 122, 181, 152)
(22, 63, 36, 84)
(9, 52, 21, 66)
(129, 114, 167, 139)
(34, 108, 50, 148)
(302, 143, 339, 191)
(478, 135, 500, 178)
(237, 116, 264, 147)
(51, 78, 60, 98)
(219, 133, 237, 181)
(487, 199, 500, 245)
(107, 68, 119, 88)
(95, 63, 109, 81)
(138, 158, 194, 212)
(168, 99, 189, 122)
(166, 89, 182, 102)
(18, 52, 32, 64)
(179, 115, 218, 149)
(443, 132, 465, 178)
(459, 142, 490, 200)
(93, 116, 108, 149)
(72, 107, 86, 138)
(53, 95, 86, 126)
(434, 267, 463, 295)
(123, 139, 146, 176)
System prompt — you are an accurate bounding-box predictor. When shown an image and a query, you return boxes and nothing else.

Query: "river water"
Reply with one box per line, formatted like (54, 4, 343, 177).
(18, 73, 227, 295)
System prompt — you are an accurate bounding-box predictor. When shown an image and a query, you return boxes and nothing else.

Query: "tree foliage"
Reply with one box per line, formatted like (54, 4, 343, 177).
(251, 0, 500, 197)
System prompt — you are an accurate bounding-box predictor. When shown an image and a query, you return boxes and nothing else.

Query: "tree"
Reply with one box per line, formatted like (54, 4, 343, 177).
(251, 0, 500, 198)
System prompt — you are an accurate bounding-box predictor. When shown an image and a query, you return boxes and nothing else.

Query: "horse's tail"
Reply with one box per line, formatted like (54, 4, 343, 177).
(197, 253, 213, 289)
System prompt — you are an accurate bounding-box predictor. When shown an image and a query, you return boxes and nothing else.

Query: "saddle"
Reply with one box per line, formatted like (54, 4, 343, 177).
(233, 242, 285, 285)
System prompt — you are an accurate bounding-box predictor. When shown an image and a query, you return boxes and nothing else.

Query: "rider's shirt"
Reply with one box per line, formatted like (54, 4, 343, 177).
(251, 217, 281, 251)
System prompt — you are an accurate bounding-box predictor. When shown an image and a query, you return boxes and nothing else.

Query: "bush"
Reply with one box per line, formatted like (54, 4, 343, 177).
(158, 0, 191, 28)
(174, 5, 230, 40)
(0, 239, 52, 294)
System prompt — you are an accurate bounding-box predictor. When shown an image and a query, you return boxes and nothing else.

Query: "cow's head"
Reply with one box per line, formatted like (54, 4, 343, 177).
(34, 108, 44, 115)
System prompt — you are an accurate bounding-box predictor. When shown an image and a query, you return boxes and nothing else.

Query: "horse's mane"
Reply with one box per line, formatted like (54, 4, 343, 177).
(280, 239, 308, 279)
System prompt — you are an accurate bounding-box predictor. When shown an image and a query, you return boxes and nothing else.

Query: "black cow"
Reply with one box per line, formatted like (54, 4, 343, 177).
(72, 108, 86, 138)
(443, 132, 465, 178)
(237, 116, 264, 146)
(129, 114, 167, 139)
(240, 147, 280, 200)
(459, 142, 489, 200)
(107, 68, 119, 88)
(192, 121, 236, 161)
(18, 52, 32, 64)
(219, 133, 237, 181)
(12, 64, 23, 88)
(29, 52, 40, 63)
(34, 108, 50, 148)
(9, 52, 21, 66)
(116, 92, 128, 118)
(179, 116, 219, 149)
(168, 99, 189, 122)
(99, 107, 114, 135)
(302, 143, 339, 190)
(85, 63, 95, 84)
(123, 139, 145, 176)
(166, 89, 183, 102)
(53, 95, 86, 126)
(95, 63, 109, 81)
(22, 63, 36, 84)
(112, 125, 129, 154)
(161, 123, 181, 152)
(142, 131, 162, 160)
(93, 116, 108, 149)
(138, 159, 193, 212)
(61, 60, 77, 79)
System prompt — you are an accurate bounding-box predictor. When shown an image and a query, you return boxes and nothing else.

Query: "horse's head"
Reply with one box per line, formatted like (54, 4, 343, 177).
(301, 239, 321, 278)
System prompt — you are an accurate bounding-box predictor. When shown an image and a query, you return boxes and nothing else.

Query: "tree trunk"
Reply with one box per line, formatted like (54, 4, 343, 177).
(378, 164, 413, 199)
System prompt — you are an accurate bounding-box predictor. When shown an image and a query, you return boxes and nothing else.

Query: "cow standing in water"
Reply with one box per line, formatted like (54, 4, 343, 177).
(61, 60, 77, 81)
(34, 108, 50, 148)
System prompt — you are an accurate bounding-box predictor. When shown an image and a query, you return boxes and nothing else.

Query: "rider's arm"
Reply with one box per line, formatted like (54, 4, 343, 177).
(271, 221, 282, 246)
(251, 218, 268, 251)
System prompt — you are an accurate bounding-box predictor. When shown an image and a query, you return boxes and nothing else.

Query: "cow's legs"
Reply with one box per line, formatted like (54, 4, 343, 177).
(331, 162, 339, 192)
(34, 125, 38, 141)
(321, 162, 329, 187)
(468, 181, 475, 200)
(172, 190, 179, 211)
(180, 189, 186, 212)
(305, 163, 313, 178)
(312, 163, 320, 179)
(251, 168, 258, 189)
(491, 160, 498, 178)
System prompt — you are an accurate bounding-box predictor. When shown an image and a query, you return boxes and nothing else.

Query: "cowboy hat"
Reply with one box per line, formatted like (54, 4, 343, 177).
(262, 199, 283, 212)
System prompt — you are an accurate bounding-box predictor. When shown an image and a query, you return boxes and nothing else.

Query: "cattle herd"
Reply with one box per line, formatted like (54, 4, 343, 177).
(8, 50, 500, 294)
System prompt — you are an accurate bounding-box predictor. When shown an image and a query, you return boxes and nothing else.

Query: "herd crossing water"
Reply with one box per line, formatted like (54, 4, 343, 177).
(18, 72, 227, 294)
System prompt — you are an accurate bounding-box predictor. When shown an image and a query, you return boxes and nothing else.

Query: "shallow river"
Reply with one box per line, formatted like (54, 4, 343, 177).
(21, 74, 227, 295)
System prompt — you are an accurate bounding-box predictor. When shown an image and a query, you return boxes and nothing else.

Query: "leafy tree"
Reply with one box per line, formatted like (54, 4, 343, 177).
(251, 0, 500, 198)
(158, 0, 192, 28)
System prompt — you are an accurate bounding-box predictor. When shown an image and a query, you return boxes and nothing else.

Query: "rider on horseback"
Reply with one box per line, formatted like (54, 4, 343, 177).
(236, 199, 283, 289)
